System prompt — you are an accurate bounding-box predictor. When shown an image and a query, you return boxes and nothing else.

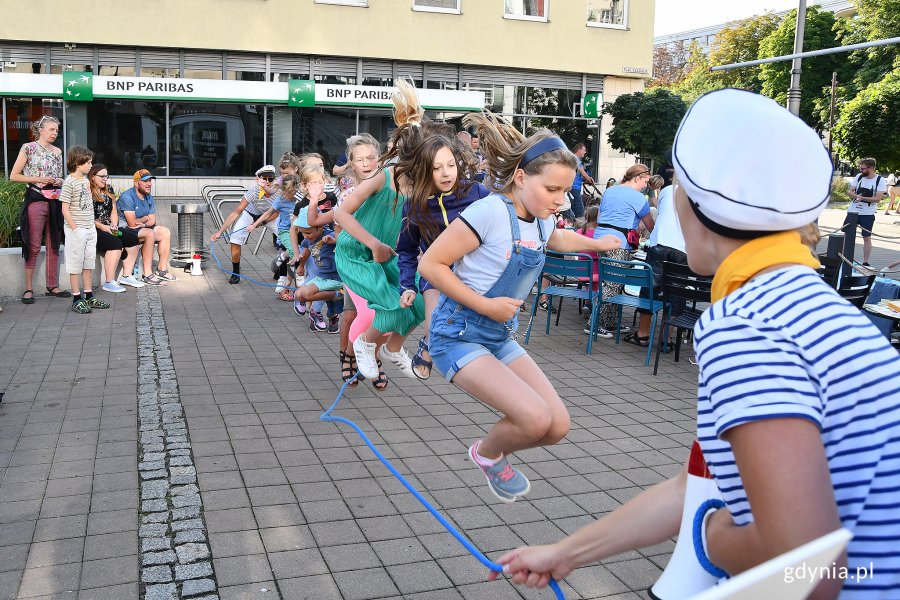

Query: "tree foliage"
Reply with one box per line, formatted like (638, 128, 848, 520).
(758, 6, 841, 130)
(651, 41, 692, 88)
(708, 12, 782, 92)
(833, 71, 900, 171)
(602, 88, 688, 161)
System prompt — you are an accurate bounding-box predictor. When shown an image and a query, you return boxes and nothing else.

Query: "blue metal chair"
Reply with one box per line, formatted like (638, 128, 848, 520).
(524, 252, 601, 354)
(596, 257, 665, 366)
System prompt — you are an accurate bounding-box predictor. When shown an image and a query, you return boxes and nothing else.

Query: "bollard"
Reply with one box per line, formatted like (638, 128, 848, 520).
(170, 203, 209, 269)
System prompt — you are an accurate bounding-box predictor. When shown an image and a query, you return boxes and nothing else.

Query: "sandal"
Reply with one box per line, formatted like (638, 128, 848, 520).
(340, 351, 359, 386)
(412, 338, 433, 380)
(623, 332, 650, 347)
(21, 289, 35, 305)
(45, 287, 71, 298)
(373, 359, 388, 391)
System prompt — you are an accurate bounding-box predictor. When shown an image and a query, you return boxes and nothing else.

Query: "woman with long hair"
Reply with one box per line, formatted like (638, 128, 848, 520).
(88, 164, 146, 292)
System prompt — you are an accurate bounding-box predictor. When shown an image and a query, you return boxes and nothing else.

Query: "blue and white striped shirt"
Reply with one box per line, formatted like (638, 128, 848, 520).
(695, 266, 900, 598)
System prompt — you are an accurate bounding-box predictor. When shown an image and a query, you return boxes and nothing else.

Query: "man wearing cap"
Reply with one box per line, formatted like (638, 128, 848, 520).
(117, 169, 175, 285)
(210, 165, 280, 284)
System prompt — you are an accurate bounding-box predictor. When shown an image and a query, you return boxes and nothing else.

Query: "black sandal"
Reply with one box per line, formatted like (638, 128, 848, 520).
(373, 359, 388, 391)
(412, 338, 433, 380)
(45, 288, 71, 298)
(340, 351, 360, 386)
(21, 289, 35, 305)
(623, 332, 650, 347)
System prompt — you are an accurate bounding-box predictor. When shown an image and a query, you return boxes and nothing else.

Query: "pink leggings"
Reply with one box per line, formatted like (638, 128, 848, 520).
(24, 201, 59, 289)
(345, 285, 389, 345)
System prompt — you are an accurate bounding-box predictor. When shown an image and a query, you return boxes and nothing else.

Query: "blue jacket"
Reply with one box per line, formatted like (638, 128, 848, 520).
(397, 182, 491, 293)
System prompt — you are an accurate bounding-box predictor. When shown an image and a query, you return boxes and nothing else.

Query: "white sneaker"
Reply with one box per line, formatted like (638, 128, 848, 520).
(119, 275, 146, 288)
(275, 276, 287, 294)
(102, 281, 126, 293)
(352, 336, 380, 380)
(584, 325, 614, 339)
(378, 345, 415, 378)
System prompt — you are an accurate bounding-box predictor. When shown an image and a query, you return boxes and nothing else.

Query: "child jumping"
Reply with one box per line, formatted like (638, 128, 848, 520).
(396, 134, 490, 379)
(247, 174, 300, 301)
(490, 90, 900, 598)
(60, 146, 110, 314)
(418, 114, 621, 502)
(292, 206, 342, 333)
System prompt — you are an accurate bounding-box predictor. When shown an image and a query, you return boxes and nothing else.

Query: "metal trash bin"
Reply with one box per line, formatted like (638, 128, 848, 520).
(170, 203, 209, 269)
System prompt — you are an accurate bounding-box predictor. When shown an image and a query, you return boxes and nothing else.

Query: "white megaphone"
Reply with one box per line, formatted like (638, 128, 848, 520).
(649, 441, 725, 600)
(190, 253, 203, 276)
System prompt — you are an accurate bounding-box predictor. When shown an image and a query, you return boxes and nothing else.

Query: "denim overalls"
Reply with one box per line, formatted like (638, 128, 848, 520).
(429, 197, 547, 381)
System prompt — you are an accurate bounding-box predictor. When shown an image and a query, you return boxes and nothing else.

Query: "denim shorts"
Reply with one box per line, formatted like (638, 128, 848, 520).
(429, 298, 526, 382)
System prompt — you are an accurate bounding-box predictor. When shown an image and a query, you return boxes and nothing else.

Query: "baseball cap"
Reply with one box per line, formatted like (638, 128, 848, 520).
(672, 89, 832, 237)
(255, 165, 277, 177)
(293, 206, 310, 229)
(133, 169, 155, 182)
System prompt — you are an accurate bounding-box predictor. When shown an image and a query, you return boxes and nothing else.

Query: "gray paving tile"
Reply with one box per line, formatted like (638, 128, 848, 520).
(212, 554, 272, 587)
(333, 567, 400, 600)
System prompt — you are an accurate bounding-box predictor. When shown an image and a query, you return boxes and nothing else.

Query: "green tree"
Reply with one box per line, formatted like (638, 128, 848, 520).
(708, 12, 783, 92)
(846, 0, 900, 90)
(833, 70, 900, 171)
(602, 88, 688, 161)
(758, 5, 841, 130)
(671, 42, 722, 104)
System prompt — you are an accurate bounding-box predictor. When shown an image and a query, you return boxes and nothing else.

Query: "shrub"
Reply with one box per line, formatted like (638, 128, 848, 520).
(829, 176, 850, 207)
(0, 178, 25, 248)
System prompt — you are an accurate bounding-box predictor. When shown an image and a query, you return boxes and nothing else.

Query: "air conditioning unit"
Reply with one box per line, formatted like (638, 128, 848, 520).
(3, 61, 17, 69)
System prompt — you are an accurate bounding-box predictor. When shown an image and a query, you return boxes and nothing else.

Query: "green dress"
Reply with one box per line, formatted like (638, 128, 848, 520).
(336, 168, 425, 336)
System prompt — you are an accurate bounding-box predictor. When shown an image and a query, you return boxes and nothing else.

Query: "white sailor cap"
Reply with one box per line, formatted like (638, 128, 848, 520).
(673, 89, 833, 238)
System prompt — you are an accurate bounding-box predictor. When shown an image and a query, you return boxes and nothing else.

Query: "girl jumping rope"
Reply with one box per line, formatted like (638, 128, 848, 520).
(334, 81, 427, 388)
(418, 113, 621, 503)
(396, 133, 490, 379)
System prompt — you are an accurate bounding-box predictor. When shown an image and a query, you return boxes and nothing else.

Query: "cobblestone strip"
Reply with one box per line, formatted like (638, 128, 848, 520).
(137, 286, 219, 600)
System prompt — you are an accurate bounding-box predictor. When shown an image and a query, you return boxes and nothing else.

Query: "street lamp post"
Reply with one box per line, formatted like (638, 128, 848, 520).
(786, 0, 807, 116)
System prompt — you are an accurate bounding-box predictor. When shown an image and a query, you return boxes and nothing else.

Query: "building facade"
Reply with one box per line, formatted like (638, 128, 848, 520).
(1, 0, 654, 192)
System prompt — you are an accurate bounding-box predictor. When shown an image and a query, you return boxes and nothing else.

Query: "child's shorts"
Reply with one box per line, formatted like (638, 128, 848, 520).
(307, 276, 343, 292)
(63, 224, 97, 274)
(277, 231, 294, 257)
(429, 297, 526, 382)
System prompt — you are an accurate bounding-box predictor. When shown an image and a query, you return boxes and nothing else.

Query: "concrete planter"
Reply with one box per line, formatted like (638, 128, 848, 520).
(0, 246, 111, 299)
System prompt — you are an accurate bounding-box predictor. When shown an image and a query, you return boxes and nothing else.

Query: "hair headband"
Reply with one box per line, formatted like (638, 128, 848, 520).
(521, 137, 568, 167)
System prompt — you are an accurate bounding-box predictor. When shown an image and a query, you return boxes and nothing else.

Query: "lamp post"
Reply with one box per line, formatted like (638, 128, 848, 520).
(786, 0, 807, 116)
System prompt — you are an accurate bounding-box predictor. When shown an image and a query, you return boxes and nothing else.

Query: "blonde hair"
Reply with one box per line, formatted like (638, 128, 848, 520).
(346, 133, 380, 162)
(299, 163, 325, 187)
(392, 78, 424, 128)
(279, 152, 301, 174)
(462, 112, 575, 193)
(31, 115, 60, 141)
(280, 174, 301, 200)
(797, 222, 821, 248)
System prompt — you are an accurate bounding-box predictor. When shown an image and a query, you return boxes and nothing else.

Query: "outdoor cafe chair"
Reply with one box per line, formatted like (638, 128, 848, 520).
(524, 252, 601, 354)
(596, 257, 665, 366)
(653, 261, 713, 375)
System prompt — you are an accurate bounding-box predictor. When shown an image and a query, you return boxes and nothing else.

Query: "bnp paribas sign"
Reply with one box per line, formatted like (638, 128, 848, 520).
(45, 72, 483, 111)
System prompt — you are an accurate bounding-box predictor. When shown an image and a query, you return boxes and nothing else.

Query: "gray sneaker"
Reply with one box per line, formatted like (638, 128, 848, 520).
(468, 441, 530, 503)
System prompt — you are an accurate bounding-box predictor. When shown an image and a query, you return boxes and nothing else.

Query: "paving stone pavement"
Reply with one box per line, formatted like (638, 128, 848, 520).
(0, 200, 896, 600)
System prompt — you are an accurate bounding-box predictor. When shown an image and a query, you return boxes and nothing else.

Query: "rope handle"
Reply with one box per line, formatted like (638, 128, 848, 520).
(692, 499, 729, 579)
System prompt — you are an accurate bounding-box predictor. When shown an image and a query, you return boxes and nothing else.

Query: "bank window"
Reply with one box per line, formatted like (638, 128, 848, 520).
(267, 107, 357, 173)
(413, 0, 461, 14)
(315, 0, 367, 6)
(169, 103, 265, 177)
(3, 99, 64, 178)
(587, 0, 627, 29)
(504, 0, 548, 22)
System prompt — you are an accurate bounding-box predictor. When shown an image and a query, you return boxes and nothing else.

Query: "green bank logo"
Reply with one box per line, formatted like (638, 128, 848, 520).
(583, 92, 602, 119)
(288, 80, 315, 107)
(63, 71, 93, 101)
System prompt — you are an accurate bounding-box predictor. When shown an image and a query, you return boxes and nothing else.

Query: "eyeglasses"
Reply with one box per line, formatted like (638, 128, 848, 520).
(96, 174, 109, 179)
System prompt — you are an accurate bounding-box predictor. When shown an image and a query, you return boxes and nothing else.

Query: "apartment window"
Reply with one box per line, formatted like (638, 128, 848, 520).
(587, 0, 627, 29)
(315, 0, 367, 6)
(413, 0, 461, 14)
(504, 0, 547, 22)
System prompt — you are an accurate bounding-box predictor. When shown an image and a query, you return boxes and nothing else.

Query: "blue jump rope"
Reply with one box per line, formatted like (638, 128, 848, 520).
(209, 231, 569, 598)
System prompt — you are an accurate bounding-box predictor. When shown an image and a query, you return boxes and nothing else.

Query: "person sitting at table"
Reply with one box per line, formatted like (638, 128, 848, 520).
(589, 165, 655, 338)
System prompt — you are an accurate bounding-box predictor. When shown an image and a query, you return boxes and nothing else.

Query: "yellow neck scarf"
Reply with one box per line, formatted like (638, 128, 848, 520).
(711, 231, 820, 302)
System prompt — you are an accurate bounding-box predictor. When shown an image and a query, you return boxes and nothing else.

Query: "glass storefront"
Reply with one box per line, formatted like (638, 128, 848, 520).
(3, 82, 598, 178)
(3, 98, 64, 173)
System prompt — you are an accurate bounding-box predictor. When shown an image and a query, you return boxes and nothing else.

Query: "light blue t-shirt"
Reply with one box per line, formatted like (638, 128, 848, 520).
(270, 194, 297, 233)
(592, 184, 650, 249)
(572, 156, 584, 190)
(117, 187, 156, 220)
